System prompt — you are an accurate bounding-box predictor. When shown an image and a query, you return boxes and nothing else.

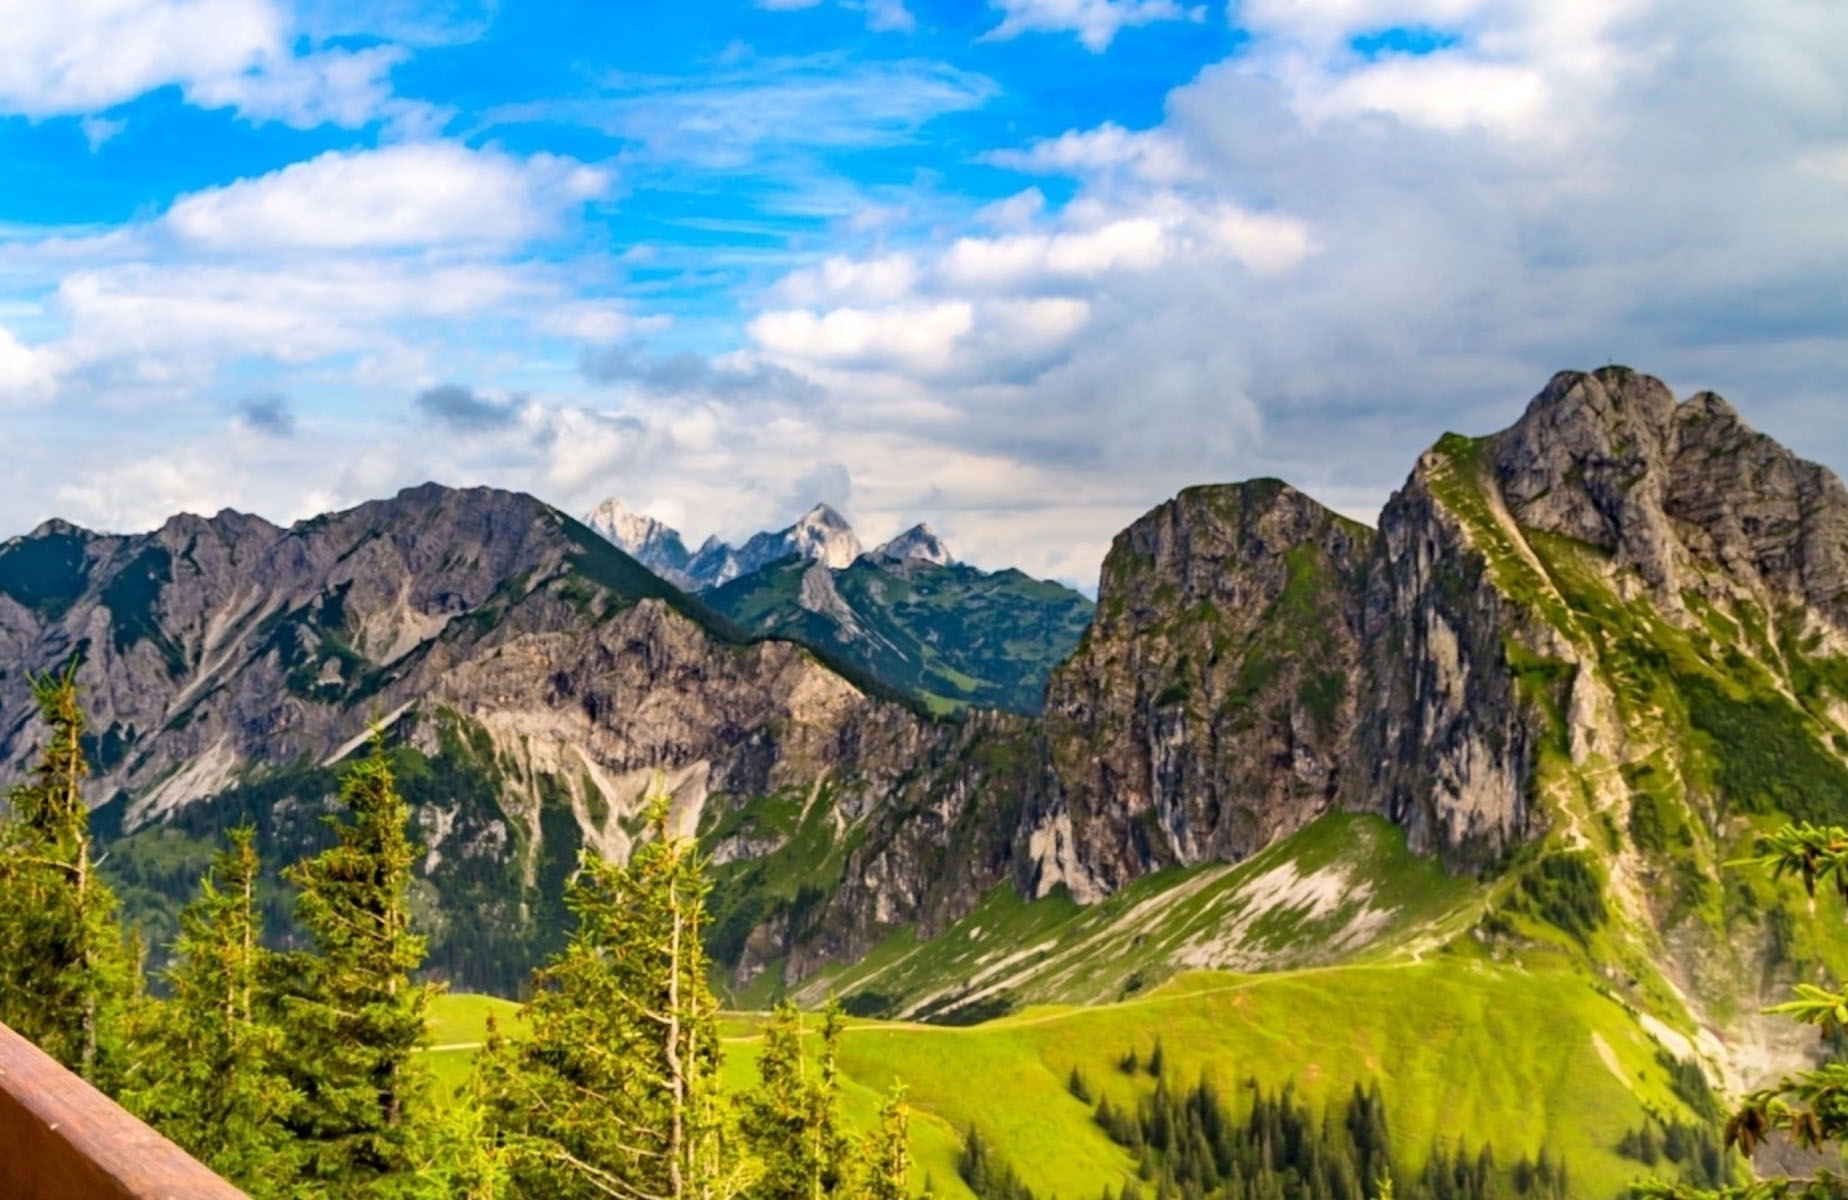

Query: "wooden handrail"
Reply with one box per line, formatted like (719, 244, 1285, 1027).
(0, 1020, 247, 1199)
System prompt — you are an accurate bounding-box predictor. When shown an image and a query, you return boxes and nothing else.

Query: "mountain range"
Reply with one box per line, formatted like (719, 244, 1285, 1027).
(582, 500, 874, 591)
(4, 366, 1848, 1192)
(583, 499, 1093, 713)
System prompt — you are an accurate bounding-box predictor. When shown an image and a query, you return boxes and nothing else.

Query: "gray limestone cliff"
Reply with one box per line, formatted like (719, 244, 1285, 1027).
(1026, 480, 1371, 901)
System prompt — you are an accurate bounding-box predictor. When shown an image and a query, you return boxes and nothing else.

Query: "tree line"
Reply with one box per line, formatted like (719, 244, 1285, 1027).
(1079, 1055, 1569, 1200)
(0, 668, 912, 1198)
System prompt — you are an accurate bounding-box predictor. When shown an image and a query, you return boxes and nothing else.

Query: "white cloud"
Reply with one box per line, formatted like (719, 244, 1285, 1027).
(185, 44, 440, 133)
(0, 0, 282, 116)
(976, 189, 1048, 230)
(750, 302, 975, 374)
(985, 122, 1196, 182)
(164, 143, 609, 251)
(1231, 0, 1649, 140)
(1281, 52, 1552, 136)
(985, 0, 1201, 51)
(1202, 206, 1319, 276)
(774, 253, 922, 306)
(51, 259, 532, 370)
(0, 0, 422, 129)
(0, 323, 53, 403)
(535, 302, 666, 343)
(938, 219, 1171, 286)
(929, 202, 1315, 289)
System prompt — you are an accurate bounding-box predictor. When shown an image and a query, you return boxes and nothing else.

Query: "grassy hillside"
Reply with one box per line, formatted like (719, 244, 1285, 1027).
(428, 954, 1711, 1199)
(749, 813, 1480, 1019)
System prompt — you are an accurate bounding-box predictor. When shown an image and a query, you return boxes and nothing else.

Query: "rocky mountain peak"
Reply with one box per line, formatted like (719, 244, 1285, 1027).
(1486, 367, 1848, 622)
(731, 504, 862, 578)
(783, 504, 862, 568)
(1491, 367, 1685, 589)
(869, 523, 953, 566)
(582, 497, 692, 580)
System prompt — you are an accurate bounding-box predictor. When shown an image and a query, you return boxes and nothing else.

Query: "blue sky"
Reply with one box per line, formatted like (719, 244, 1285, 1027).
(2, 0, 1846, 584)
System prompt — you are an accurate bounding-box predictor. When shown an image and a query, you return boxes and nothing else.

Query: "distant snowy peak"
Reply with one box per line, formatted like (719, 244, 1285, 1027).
(582, 499, 690, 574)
(586, 499, 973, 589)
(870, 523, 953, 566)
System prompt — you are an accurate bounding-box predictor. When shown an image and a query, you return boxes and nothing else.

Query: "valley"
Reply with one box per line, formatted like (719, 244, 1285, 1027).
(6, 365, 1848, 1194)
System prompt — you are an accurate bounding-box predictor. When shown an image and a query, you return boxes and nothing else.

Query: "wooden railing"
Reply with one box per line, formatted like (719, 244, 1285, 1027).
(0, 1020, 246, 1199)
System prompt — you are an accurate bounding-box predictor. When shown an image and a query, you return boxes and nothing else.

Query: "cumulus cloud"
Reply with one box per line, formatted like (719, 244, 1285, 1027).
(750, 303, 975, 375)
(773, 254, 923, 307)
(0, 0, 428, 129)
(985, 0, 1203, 51)
(46, 258, 533, 381)
(164, 142, 608, 251)
(0, 138, 620, 406)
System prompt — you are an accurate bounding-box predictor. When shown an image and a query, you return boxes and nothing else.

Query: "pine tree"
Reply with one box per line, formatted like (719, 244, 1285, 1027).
(0, 665, 136, 1085)
(858, 1086, 913, 1200)
(427, 1016, 514, 1200)
(486, 792, 746, 1198)
(740, 1000, 853, 1197)
(277, 735, 437, 1195)
(127, 827, 297, 1193)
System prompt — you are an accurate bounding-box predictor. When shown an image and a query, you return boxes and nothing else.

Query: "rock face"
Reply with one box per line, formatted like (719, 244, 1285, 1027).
(1352, 368, 1848, 862)
(1019, 368, 1848, 886)
(1028, 481, 1370, 900)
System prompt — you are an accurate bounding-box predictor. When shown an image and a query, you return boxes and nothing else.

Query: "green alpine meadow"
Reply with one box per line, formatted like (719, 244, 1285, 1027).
(6, 367, 1848, 1195)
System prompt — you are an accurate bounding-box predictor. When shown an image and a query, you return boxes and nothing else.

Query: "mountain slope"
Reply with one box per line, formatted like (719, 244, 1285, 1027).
(0, 484, 991, 990)
(704, 555, 1094, 714)
(763, 368, 1848, 1098)
(582, 497, 1094, 714)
